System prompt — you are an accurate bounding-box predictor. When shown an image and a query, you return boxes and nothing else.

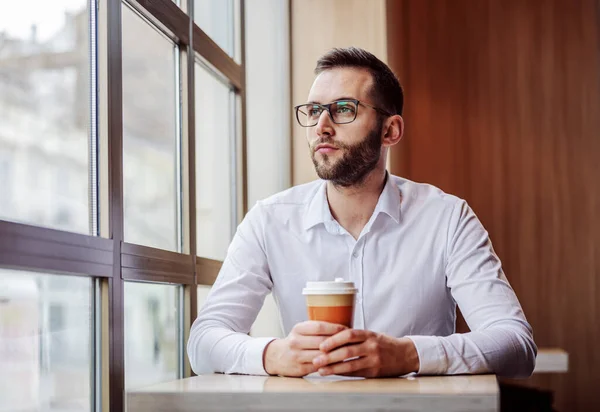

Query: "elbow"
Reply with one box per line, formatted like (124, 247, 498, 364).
(521, 334, 538, 377)
(186, 333, 200, 375)
(499, 331, 538, 378)
(186, 326, 202, 375)
(187, 319, 216, 375)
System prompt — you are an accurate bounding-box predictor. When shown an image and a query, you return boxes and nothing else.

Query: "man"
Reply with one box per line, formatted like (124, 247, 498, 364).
(187, 47, 536, 378)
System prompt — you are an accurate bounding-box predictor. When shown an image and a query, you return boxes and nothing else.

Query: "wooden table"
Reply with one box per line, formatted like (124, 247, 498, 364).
(533, 348, 569, 373)
(127, 373, 499, 412)
(127, 348, 566, 412)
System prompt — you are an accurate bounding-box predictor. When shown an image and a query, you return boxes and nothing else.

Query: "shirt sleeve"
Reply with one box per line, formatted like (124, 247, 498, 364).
(406, 199, 537, 378)
(187, 202, 278, 376)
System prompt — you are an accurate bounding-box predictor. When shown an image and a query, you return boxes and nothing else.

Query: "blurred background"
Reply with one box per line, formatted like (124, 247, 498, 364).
(0, 0, 598, 411)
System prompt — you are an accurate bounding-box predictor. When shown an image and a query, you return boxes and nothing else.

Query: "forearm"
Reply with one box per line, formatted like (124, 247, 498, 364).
(407, 321, 537, 377)
(186, 202, 278, 375)
(187, 318, 277, 375)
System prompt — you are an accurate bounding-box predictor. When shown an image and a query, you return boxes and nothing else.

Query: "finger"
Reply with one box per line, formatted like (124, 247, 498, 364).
(295, 349, 323, 364)
(282, 362, 319, 378)
(320, 329, 369, 352)
(289, 335, 328, 350)
(338, 369, 372, 378)
(313, 342, 365, 367)
(299, 363, 319, 377)
(318, 357, 372, 376)
(293, 321, 348, 336)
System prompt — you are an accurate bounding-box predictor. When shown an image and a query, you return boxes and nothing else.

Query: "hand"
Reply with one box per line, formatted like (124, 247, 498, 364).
(263, 321, 348, 377)
(312, 330, 420, 378)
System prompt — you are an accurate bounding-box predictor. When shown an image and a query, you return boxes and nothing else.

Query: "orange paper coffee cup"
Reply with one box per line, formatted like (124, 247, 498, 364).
(302, 278, 357, 328)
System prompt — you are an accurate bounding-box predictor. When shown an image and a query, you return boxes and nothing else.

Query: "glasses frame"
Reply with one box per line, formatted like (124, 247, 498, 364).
(294, 99, 392, 127)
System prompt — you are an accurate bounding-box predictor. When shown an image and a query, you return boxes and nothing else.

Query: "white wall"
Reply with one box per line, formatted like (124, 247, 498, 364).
(244, 0, 291, 338)
(245, 0, 291, 206)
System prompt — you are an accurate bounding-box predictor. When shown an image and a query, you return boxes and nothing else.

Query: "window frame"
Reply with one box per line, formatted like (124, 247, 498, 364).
(0, 0, 247, 410)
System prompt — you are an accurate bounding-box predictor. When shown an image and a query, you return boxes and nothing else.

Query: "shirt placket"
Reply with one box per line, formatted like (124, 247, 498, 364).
(349, 237, 366, 330)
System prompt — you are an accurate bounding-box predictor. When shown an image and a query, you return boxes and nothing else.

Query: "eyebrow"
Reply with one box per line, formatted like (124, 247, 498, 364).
(306, 97, 357, 105)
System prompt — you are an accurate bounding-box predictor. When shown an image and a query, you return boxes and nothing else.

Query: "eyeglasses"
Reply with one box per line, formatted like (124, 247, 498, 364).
(294, 99, 392, 127)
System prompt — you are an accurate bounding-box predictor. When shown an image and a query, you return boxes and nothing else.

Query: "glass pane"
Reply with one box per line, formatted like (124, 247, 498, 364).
(195, 65, 235, 260)
(0, 1, 92, 234)
(0, 269, 93, 411)
(194, 0, 237, 58)
(125, 282, 179, 389)
(122, 4, 179, 252)
(197, 285, 211, 314)
(171, 0, 183, 11)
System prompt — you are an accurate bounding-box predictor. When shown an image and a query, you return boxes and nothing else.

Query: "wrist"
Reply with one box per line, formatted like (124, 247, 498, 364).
(263, 338, 279, 375)
(403, 337, 420, 373)
(399, 338, 421, 375)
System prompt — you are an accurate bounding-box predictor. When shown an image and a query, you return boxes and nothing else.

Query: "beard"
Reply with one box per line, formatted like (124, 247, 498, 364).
(310, 120, 383, 187)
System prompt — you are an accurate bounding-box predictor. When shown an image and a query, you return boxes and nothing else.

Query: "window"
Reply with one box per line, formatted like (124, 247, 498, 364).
(0, 152, 13, 214)
(194, 0, 238, 60)
(0, 0, 92, 235)
(197, 285, 211, 313)
(124, 282, 180, 389)
(0, 269, 93, 412)
(0, 1, 247, 411)
(122, 4, 180, 252)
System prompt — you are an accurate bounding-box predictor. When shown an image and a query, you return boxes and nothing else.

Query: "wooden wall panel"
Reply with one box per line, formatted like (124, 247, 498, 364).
(387, 1, 600, 410)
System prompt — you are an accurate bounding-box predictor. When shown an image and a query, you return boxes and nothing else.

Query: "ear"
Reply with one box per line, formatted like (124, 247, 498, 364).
(382, 115, 404, 148)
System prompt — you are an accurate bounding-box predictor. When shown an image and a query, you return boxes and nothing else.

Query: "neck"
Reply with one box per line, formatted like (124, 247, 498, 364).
(326, 166, 387, 239)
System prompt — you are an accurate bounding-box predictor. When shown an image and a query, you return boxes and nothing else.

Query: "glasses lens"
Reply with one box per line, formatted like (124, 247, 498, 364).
(297, 104, 324, 126)
(331, 100, 357, 124)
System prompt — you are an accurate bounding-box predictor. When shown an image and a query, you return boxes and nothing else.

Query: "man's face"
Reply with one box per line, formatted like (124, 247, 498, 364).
(305, 67, 384, 187)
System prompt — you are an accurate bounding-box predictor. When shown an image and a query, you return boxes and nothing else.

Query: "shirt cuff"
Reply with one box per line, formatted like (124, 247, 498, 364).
(244, 337, 278, 376)
(405, 335, 448, 375)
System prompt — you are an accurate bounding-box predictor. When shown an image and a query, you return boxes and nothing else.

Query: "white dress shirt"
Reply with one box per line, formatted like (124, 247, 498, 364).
(187, 174, 537, 378)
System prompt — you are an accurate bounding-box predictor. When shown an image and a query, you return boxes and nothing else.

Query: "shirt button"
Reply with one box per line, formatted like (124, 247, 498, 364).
(352, 252, 358, 258)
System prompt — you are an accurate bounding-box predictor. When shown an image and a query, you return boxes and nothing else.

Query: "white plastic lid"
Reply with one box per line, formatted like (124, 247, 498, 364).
(302, 278, 357, 295)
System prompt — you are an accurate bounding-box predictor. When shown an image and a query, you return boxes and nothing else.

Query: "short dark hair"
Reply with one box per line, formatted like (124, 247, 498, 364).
(315, 47, 403, 116)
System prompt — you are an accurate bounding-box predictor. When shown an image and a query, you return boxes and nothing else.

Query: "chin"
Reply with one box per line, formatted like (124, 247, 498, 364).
(315, 167, 341, 181)
(314, 159, 336, 172)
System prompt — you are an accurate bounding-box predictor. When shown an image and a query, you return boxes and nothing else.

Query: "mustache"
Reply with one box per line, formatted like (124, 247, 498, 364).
(311, 139, 347, 150)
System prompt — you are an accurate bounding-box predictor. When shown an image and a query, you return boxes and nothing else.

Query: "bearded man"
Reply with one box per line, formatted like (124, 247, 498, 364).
(187, 47, 536, 379)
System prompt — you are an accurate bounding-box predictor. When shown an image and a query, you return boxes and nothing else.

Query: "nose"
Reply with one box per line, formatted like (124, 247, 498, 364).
(314, 110, 335, 138)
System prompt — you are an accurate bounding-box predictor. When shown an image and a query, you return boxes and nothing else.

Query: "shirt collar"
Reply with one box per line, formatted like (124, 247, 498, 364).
(373, 172, 401, 224)
(303, 181, 334, 231)
(302, 173, 401, 231)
